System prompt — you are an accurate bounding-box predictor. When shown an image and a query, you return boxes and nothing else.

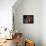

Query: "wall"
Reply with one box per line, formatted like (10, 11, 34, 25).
(0, 0, 16, 30)
(41, 0, 46, 46)
(13, 0, 41, 46)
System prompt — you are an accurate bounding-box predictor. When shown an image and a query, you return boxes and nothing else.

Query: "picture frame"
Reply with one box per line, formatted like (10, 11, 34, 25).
(23, 15, 34, 24)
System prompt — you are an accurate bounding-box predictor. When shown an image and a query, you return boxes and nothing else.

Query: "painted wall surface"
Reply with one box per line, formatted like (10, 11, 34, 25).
(41, 0, 46, 46)
(13, 0, 41, 46)
(0, 0, 16, 29)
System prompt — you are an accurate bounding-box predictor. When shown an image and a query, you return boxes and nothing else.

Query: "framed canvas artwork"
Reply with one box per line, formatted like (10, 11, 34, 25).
(23, 15, 34, 24)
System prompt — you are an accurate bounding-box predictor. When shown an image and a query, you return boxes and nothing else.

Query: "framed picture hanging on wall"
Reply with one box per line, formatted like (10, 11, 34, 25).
(23, 15, 34, 24)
